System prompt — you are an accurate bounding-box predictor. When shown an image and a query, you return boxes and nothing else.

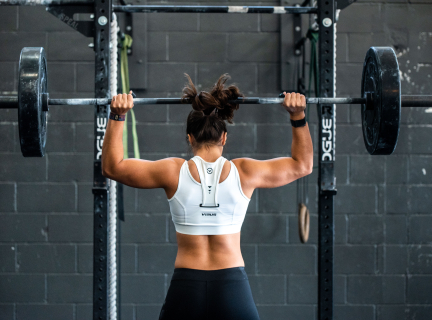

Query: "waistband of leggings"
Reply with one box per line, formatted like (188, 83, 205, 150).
(172, 267, 248, 281)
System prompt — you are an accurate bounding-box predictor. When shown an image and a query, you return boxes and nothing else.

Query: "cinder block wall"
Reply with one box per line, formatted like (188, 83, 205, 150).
(0, 1, 431, 320)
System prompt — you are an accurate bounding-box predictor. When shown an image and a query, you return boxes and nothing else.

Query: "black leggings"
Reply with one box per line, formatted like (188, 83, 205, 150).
(159, 267, 260, 320)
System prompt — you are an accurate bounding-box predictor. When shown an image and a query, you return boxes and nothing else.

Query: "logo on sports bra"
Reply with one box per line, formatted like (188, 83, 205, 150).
(202, 213, 217, 216)
(207, 168, 213, 174)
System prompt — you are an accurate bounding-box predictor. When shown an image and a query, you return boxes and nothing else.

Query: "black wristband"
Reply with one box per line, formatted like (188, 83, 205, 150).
(109, 112, 126, 121)
(290, 117, 307, 128)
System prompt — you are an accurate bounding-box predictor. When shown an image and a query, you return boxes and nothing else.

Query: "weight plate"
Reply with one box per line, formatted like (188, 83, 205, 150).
(18, 47, 48, 157)
(361, 47, 401, 155)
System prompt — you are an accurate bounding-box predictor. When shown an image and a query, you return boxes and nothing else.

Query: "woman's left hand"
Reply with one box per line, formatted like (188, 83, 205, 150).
(110, 90, 134, 115)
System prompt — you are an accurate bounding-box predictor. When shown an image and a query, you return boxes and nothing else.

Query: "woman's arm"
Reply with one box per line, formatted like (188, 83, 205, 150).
(233, 92, 313, 191)
(101, 92, 181, 190)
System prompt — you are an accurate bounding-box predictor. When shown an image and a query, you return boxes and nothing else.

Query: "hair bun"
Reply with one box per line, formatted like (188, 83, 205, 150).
(181, 73, 244, 123)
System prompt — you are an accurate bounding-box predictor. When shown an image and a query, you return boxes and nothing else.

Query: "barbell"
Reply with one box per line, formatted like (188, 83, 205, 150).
(1, 46, 431, 157)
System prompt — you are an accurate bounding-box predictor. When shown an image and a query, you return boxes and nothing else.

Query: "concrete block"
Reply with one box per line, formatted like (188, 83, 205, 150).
(258, 63, 281, 94)
(347, 275, 405, 304)
(138, 244, 177, 273)
(224, 124, 255, 153)
(169, 33, 226, 62)
(335, 64, 363, 96)
(16, 304, 73, 320)
(47, 33, 94, 61)
(260, 14, 279, 32)
(0, 33, 46, 61)
(256, 124, 292, 153)
(349, 215, 383, 244)
(147, 63, 195, 92)
(17, 244, 75, 273)
(259, 184, 296, 213)
(77, 244, 92, 273)
(335, 155, 348, 185)
(335, 215, 348, 244)
(385, 245, 408, 274)
(407, 275, 432, 303)
(197, 62, 257, 94)
(386, 186, 409, 214)
(0, 214, 46, 242)
(46, 123, 75, 152)
(409, 156, 432, 184)
(200, 14, 258, 32)
(287, 275, 317, 304)
(257, 245, 315, 274)
(0, 7, 17, 31)
(336, 125, 368, 155)
(334, 275, 346, 304)
(0, 275, 45, 302)
(409, 216, 432, 244)
(75, 124, 94, 152)
(411, 186, 432, 213)
(135, 124, 188, 153)
(336, 33, 348, 63)
(385, 215, 408, 244)
(378, 306, 432, 320)
(119, 244, 137, 274)
(0, 245, 15, 272)
(18, 6, 73, 32)
(76, 63, 94, 92)
(48, 154, 93, 182)
(136, 305, 163, 320)
(350, 155, 385, 184)
(120, 214, 167, 243)
(241, 244, 256, 274)
(334, 245, 375, 274)
(392, 124, 410, 155)
(348, 33, 394, 63)
(241, 214, 287, 243)
(0, 154, 46, 182)
(0, 304, 13, 320)
(0, 123, 16, 154)
(137, 188, 170, 213)
(410, 127, 432, 154)
(0, 184, 15, 212)
(257, 306, 314, 320)
(248, 275, 285, 304)
(335, 185, 376, 214)
(48, 214, 92, 242)
(48, 103, 94, 123)
(77, 183, 92, 213)
(334, 305, 374, 320)
(387, 155, 408, 184)
(335, 103, 350, 124)
(121, 275, 165, 303)
(148, 32, 168, 62)
(148, 13, 197, 31)
(0, 62, 16, 92)
(409, 245, 432, 274)
(128, 102, 168, 123)
(47, 63, 75, 93)
(337, 3, 384, 33)
(17, 183, 75, 212)
(229, 33, 279, 62)
(47, 275, 92, 302)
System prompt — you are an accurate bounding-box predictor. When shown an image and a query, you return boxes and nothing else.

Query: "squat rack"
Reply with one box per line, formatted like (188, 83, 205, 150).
(1, 0, 352, 319)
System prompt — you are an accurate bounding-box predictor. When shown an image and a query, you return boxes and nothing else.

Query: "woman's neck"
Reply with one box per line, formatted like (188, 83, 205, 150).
(193, 145, 224, 162)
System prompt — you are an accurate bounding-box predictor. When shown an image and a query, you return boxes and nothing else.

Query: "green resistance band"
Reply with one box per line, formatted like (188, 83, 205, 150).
(120, 34, 140, 159)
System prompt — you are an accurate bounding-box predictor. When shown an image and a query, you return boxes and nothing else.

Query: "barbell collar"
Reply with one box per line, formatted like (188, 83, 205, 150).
(401, 95, 432, 107)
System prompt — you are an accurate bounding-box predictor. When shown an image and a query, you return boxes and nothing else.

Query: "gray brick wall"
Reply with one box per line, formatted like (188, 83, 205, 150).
(0, 1, 431, 320)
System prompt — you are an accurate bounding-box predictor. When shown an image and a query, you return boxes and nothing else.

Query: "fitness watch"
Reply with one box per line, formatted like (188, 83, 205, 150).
(290, 117, 307, 128)
(109, 112, 126, 121)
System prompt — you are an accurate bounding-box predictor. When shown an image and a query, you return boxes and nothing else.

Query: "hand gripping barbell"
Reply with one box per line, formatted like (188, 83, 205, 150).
(1, 46, 431, 157)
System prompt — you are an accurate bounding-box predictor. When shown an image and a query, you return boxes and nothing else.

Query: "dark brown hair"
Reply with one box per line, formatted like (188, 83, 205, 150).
(182, 73, 244, 149)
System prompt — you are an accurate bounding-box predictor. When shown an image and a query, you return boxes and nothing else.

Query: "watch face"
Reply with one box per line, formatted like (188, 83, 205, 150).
(115, 115, 119, 120)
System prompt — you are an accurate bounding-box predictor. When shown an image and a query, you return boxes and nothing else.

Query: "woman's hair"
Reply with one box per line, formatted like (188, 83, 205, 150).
(182, 73, 244, 149)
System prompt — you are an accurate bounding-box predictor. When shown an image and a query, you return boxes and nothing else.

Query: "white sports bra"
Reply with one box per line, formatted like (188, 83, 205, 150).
(168, 156, 250, 235)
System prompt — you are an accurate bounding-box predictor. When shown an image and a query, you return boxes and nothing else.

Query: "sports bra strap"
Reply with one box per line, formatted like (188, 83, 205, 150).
(191, 156, 227, 208)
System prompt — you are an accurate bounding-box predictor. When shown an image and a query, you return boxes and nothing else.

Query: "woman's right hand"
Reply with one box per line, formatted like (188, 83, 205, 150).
(281, 92, 306, 120)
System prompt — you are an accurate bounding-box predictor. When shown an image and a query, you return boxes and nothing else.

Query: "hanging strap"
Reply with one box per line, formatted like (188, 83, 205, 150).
(191, 156, 226, 208)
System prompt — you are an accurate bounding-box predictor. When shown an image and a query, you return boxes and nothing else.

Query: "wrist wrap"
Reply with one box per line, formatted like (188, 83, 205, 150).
(109, 112, 126, 121)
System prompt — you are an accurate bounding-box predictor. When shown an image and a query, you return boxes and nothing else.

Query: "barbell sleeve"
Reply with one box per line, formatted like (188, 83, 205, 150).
(401, 95, 432, 107)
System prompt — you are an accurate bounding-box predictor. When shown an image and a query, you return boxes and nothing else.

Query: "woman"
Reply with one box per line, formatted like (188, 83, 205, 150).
(102, 74, 313, 320)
